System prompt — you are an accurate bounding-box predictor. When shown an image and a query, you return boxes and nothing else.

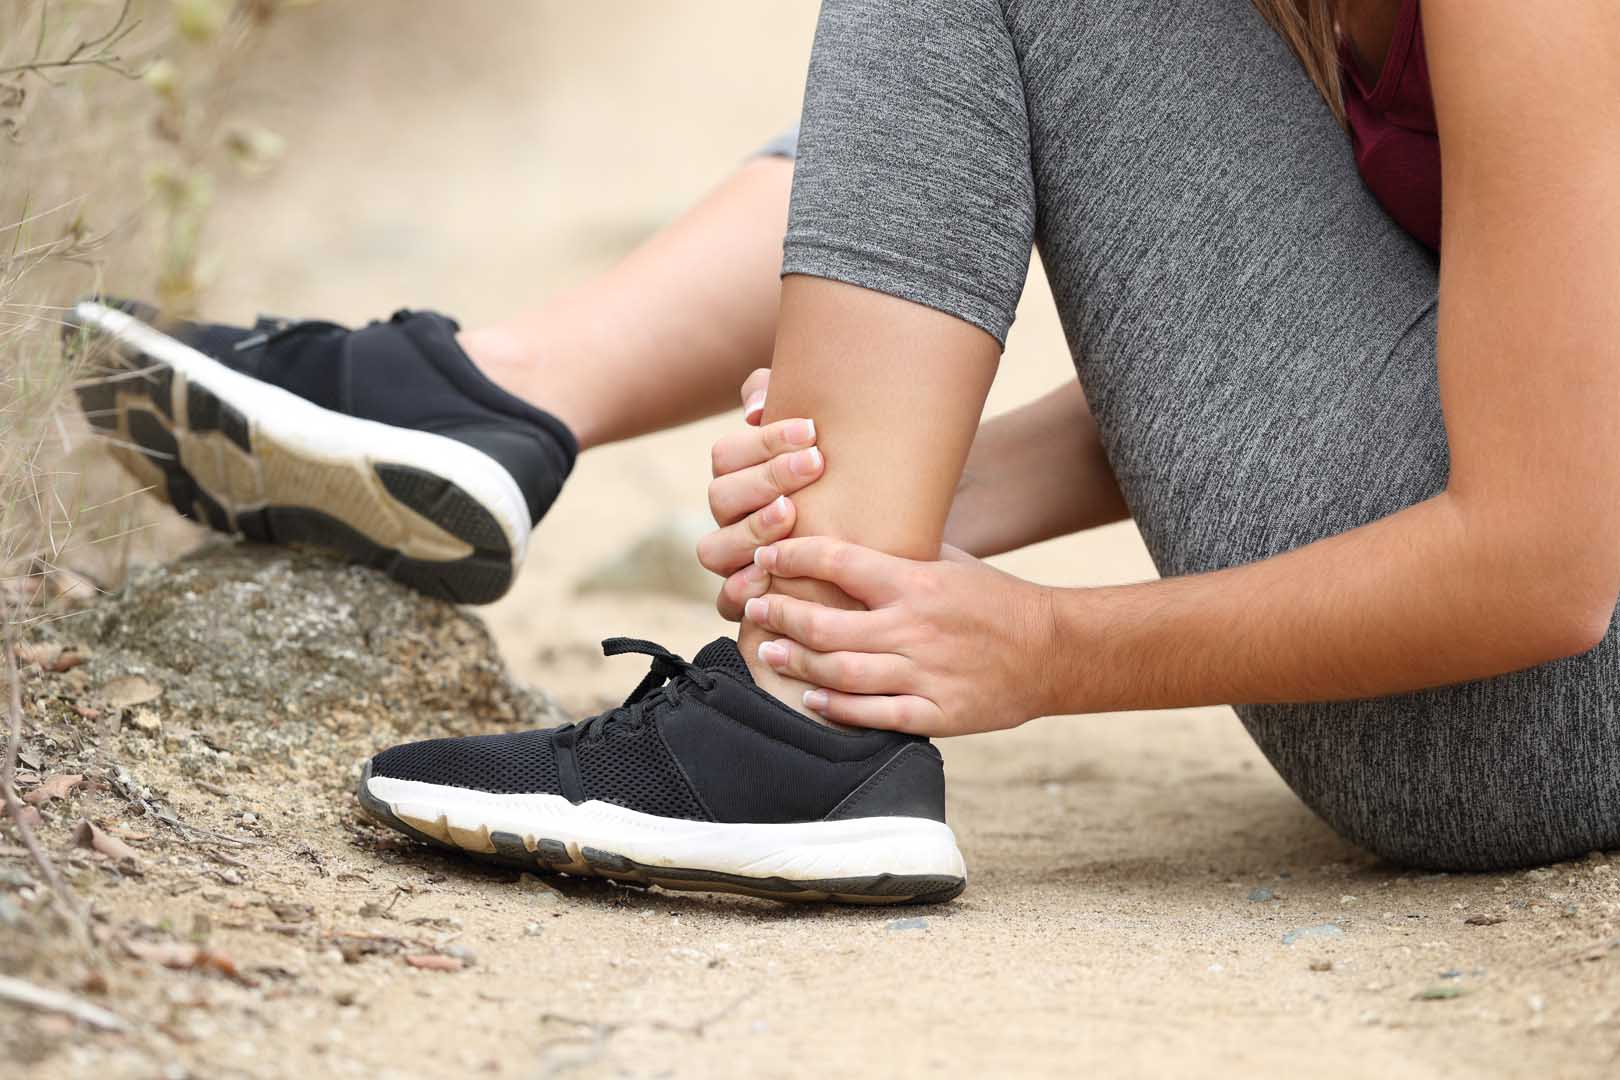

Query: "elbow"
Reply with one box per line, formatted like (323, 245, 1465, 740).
(1515, 565, 1618, 663)
(1534, 604, 1613, 661)
(1554, 590, 1617, 659)
(1450, 492, 1619, 663)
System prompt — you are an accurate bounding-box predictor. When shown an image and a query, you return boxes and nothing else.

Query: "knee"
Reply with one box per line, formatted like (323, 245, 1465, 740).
(1242, 701, 1620, 873)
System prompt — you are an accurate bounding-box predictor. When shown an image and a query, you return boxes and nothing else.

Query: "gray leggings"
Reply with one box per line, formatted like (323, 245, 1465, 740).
(770, 0, 1620, 870)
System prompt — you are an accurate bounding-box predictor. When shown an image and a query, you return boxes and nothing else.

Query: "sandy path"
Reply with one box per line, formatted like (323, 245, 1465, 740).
(41, 2, 1616, 1076)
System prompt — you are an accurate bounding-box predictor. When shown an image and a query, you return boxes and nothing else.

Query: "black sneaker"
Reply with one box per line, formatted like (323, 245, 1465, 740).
(63, 297, 577, 604)
(358, 637, 967, 904)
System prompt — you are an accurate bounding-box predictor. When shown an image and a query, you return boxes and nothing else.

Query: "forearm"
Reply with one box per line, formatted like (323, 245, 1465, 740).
(947, 380, 1128, 557)
(1040, 492, 1613, 715)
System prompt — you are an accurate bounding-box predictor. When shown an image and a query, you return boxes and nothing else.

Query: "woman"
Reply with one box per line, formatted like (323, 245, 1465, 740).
(73, 0, 1620, 903)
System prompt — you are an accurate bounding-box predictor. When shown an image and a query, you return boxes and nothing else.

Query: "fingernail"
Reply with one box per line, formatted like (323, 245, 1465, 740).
(744, 392, 766, 417)
(744, 597, 766, 622)
(757, 640, 788, 666)
(753, 546, 777, 570)
(790, 447, 823, 477)
(763, 494, 789, 525)
(803, 689, 829, 712)
(786, 419, 815, 446)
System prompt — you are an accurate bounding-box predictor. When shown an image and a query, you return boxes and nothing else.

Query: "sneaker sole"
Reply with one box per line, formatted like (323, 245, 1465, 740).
(65, 300, 530, 605)
(358, 765, 967, 905)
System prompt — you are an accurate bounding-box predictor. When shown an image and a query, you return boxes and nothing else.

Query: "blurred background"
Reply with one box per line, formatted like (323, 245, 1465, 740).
(35, 0, 1156, 711)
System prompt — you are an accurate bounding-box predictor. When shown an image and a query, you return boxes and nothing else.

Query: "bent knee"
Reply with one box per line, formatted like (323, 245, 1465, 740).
(1241, 701, 1620, 873)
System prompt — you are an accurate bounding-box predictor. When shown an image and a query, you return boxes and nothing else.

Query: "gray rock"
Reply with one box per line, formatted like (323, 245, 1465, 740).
(1248, 887, 1275, 902)
(33, 543, 569, 755)
(885, 917, 929, 932)
(1282, 923, 1344, 945)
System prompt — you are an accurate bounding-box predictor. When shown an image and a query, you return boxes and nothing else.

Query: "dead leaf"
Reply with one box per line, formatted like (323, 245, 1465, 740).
(123, 940, 255, 985)
(100, 675, 162, 709)
(404, 953, 463, 972)
(72, 703, 101, 721)
(124, 939, 198, 967)
(12, 643, 54, 668)
(47, 650, 86, 673)
(1464, 914, 1506, 927)
(75, 819, 141, 865)
(14, 805, 44, 830)
(23, 774, 83, 806)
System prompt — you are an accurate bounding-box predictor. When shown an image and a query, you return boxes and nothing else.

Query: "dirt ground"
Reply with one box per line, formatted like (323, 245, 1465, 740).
(4, 3, 1618, 1077)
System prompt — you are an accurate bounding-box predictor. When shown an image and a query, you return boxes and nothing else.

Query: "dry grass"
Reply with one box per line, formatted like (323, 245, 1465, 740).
(1, 0, 302, 977)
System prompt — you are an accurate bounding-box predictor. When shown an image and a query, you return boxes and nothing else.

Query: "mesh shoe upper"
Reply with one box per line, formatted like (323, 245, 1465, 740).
(368, 637, 948, 825)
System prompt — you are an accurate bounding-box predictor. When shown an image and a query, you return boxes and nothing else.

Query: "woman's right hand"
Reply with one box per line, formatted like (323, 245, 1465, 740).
(698, 368, 824, 620)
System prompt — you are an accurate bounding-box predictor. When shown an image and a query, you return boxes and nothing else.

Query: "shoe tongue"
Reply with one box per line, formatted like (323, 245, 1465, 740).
(691, 637, 754, 684)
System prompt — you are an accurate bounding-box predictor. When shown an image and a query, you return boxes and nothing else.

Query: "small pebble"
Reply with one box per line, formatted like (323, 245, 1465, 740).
(1282, 924, 1344, 945)
(886, 917, 928, 932)
(1247, 887, 1275, 902)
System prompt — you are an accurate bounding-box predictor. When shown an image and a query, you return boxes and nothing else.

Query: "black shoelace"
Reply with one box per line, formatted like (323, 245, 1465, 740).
(573, 638, 717, 745)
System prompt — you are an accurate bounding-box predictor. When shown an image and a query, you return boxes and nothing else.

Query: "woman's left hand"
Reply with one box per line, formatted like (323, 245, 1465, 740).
(748, 537, 1058, 736)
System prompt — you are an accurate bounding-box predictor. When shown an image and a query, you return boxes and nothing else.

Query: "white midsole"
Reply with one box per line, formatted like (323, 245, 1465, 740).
(71, 300, 531, 563)
(365, 775, 968, 883)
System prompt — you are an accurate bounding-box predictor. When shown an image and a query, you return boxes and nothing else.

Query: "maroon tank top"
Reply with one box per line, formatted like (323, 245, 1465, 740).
(1341, 0, 1441, 251)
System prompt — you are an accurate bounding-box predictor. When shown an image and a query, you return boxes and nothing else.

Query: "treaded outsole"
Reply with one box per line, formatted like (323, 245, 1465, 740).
(64, 307, 518, 605)
(356, 763, 966, 906)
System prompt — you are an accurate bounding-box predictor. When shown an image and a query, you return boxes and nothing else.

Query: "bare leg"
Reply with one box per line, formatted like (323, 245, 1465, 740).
(457, 156, 792, 451)
(739, 275, 1000, 715)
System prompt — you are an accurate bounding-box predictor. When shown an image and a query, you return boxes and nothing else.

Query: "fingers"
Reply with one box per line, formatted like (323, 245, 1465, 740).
(710, 417, 816, 477)
(753, 537, 906, 606)
(708, 446, 824, 526)
(754, 637, 911, 695)
(698, 494, 798, 579)
(742, 593, 874, 652)
(715, 562, 770, 622)
(799, 689, 944, 734)
(740, 367, 771, 425)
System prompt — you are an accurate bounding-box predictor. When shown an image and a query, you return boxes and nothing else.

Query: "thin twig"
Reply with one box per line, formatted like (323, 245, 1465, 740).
(0, 974, 127, 1032)
(1, 616, 92, 948)
(0, 0, 142, 80)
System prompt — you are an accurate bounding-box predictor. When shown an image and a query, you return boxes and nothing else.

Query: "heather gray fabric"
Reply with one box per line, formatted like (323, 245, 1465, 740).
(780, 0, 1620, 870)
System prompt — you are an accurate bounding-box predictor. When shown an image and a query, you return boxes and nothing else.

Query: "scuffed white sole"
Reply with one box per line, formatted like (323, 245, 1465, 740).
(360, 770, 967, 905)
(69, 300, 530, 603)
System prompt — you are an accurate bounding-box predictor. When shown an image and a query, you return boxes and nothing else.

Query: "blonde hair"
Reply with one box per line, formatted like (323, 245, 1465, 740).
(1250, 0, 1346, 125)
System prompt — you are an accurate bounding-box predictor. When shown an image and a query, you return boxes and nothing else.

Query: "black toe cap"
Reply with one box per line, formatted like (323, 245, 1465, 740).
(368, 727, 565, 795)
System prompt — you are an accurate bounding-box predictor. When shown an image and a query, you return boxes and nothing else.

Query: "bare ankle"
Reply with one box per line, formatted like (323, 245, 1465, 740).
(737, 622, 834, 725)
